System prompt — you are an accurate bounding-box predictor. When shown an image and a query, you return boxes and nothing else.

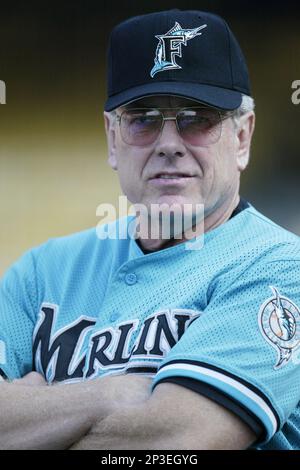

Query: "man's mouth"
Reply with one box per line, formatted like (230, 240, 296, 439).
(148, 173, 196, 187)
(150, 172, 195, 180)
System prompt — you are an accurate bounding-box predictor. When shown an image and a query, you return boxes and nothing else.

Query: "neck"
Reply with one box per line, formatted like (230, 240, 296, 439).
(203, 192, 240, 233)
(136, 192, 241, 252)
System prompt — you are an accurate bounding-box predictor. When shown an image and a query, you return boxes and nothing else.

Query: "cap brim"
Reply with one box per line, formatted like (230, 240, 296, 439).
(105, 81, 243, 111)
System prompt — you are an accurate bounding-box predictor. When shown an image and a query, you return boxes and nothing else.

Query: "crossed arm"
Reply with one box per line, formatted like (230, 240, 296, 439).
(0, 372, 152, 449)
(0, 372, 256, 450)
(71, 381, 256, 450)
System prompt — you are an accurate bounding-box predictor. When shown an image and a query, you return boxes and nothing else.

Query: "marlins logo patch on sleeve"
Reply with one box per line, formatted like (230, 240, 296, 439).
(258, 286, 300, 369)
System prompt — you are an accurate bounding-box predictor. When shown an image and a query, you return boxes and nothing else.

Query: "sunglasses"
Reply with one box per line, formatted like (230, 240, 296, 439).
(116, 107, 233, 147)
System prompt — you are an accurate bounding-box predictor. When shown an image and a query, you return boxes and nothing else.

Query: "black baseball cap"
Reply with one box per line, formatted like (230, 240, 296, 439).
(105, 9, 251, 112)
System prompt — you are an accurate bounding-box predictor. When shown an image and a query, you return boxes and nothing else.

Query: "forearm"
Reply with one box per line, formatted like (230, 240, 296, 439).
(71, 385, 197, 450)
(71, 383, 255, 450)
(0, 380, 100, 449)
(70, 401, 194, 450)
(0, 374, 152, 450)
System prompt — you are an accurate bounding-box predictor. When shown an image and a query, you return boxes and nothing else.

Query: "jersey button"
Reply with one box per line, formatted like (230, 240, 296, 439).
(125, 273, 137, 285)
(118, 265, 129, 280)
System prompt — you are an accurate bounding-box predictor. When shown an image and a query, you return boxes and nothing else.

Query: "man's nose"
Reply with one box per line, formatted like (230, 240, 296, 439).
(154, 118, 187, 158)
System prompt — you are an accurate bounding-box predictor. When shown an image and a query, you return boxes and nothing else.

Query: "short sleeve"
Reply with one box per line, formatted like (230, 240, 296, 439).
(152, 256, 300, 445)
(0, 250, 39, 380)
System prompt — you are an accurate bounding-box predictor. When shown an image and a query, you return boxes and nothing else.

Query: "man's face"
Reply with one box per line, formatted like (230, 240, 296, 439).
(104, 96, 254, 219)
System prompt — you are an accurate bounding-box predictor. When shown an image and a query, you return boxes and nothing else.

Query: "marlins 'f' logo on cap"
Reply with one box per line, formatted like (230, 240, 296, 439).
(150, 22, 207, 78)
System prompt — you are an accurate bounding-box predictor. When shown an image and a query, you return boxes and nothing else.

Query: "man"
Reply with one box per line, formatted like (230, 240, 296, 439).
(0, 9, 300, 450)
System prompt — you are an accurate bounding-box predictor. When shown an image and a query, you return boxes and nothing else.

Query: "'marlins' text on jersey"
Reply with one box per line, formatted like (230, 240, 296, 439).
(32, 303, 201, 382)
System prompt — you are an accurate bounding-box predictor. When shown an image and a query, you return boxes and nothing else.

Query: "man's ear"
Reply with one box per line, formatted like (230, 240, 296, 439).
(235, 111, 255, 172)
(104, 111, 118, 170)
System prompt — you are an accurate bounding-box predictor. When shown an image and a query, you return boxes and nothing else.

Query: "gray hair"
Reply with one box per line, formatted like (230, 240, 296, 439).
(231, 94, 255, 125)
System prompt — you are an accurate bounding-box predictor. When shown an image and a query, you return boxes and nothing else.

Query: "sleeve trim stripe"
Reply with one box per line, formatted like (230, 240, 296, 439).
(153, 363, 278, 439)
(158, 358, 280, 422)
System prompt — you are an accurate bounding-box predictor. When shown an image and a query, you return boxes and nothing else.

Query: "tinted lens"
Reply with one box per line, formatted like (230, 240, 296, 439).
(177, 108, 222, 146)
(120, 109, 162, 145)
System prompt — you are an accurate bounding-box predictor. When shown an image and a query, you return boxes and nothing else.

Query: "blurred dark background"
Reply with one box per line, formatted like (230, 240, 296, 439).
(0, 0, 299, 274)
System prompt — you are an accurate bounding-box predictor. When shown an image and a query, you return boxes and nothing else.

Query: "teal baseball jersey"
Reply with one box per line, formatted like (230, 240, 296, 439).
(1, 203, 300, 449)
